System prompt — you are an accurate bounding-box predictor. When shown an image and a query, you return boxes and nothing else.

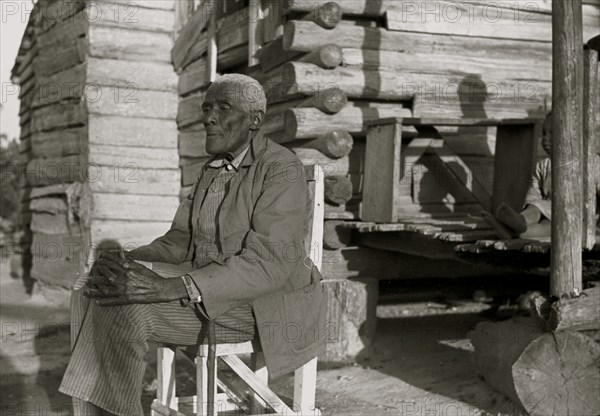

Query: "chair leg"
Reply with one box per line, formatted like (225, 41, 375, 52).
(250, 352, 268, 414)
(196, 355, 217, 416)
(293, 357, 318, 413)
(156, 346, 177, 413)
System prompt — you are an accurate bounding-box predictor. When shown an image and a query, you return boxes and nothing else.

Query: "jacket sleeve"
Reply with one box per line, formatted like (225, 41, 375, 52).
(129, 192, 194, 264)
(189, 157, 308, 319)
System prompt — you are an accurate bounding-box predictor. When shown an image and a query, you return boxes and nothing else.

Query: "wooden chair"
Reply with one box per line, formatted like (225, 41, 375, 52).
(151, 165, 324, 416)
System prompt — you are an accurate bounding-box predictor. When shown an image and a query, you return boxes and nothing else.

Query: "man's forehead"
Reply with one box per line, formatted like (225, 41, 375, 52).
(205, 82, 243, 100)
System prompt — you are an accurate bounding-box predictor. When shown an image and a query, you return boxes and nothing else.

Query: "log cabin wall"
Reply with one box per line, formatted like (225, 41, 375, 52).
(170, 0, 599, 282)
(11, 0, 179, 303)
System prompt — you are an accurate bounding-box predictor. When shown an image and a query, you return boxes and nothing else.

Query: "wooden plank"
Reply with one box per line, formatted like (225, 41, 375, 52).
(92, 194, 180, 221)
(551, 0, 584, 297)
(87, 58, 178, 92)
(280, 61, 551, 103)
(385, 2, 599, 42)
(341, 47, 552, 82)
(88, 166, 180, 196)
(31, 128, 86, 158)
(91, 1, 174, 33)
(171, 0, 214, 71)
(88, 144, 178, 169)
(583, 47, 599, 250)
(362, 122, 401, 222)
(492, 124, 538, 212)
(88, 115, 178, 148)
(220, 355, 293, 414)
(36, 11, 87, 49)
(430, 144, 492, 211)
(179, 127, 208, 158)
(33, 64, 86, 108)
(87, 89, 178, 119)
(156, 347, 178, 411)
(178, 57, 208, 96)
(284, 106, 413, 139)
(31, 102, 86, 133)
(357, 231, 458, 259)
(178, 93, 206, 128)
(283, 20, 552, 59)
(88, 25, 172, 62)
(26, 156, 86, 186)
(34, 37, 87, 78)
(90, 219, 172, 248)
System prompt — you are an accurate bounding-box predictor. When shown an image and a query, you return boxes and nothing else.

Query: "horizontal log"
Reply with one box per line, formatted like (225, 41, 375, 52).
(301, 1, 342, 29)
(88, 115, 178, 148)
(341, 48, 552, 82)
(290, 143, 365, 177)
(91, 1, 174, 33)
(87, 57, 178, 92)
(548, 286, 600, 332)
(172, 7, 210, 71)
(297, 87, 347, 114)
(88, 25, 172, 63)
(259, 37, 302, 73)
(292, 131, 354, 159)
(283, 105, 414, 139)
(178, 92, 206, 128)
(26, 156, 86, 186)
(286, 0, 599, 17)
(31, 101, 86, 133)
(87, 144, 179, 169)
(90, 219, 173, 250)
(33, 37, 87, 78)
(30, 232, 85, 288)
(36, 11, 87, 49)
(92, 193, 180, 221)
(38, 0, 87, 33)
(386, 2, 599, 42)
(88, 166, 180, 196)
(179, 127, 209, 158)
(33, 64, 86, 108)
(323, 220, 352, 249)
(178, 57, 208, 96)
(87, 89, 178, 119)
(181, 157, 210, 186)
(283, 20, 552, 60)
(31, 128, 86, 158)
(281, 61, 552, 102)
(217, 44, 248, 71)
(296, 44, 343, 70)
(324, 175, 353, 205)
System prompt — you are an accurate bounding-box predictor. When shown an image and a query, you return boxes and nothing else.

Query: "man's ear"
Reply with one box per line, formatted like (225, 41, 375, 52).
(249, 110, 265, 131)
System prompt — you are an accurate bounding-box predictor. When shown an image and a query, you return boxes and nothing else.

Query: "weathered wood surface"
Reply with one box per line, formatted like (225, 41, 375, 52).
(471, 318, 600, 416)
(90, 1, 175, 33)
(290, 131, 354, 159)
(386, 2, 599, 42)
(34, 38, 87, 77)
(172, 0, 214, 71)
(283, 105, 413, 139)
(296, 44, 343, 69)
(283, 20, 552, 59)
(300, 1, 342, 29)
(88, 25, 172, 62)
(583, 47, 599, 250)
(87, 58, 178, 92)
(88, 166, 180, 196)
(31, 128, 86, 158)
(278, 61, 551, 103)
(285, 0, 600, 17)
(92, 194, 180, 221)
(320, 278, 377, 363)
(178, 57, 208, 96)
(30, 232, 85, 288)
(177, 92, 206, 128)
(324, 176, 353, 205)
(87, 144, 179, 169)
(551, 0, 584, 297)
(31, 102, 86, 133)
(87, 89, 178, 119)
(88, 115, 177, 148)
(179, 127, 208, 158)
(548, 286, 600, 332)
(323, 220, 352, 249)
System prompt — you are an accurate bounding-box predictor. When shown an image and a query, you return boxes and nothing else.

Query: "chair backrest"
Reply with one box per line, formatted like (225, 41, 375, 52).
(304, 165, 324, 271)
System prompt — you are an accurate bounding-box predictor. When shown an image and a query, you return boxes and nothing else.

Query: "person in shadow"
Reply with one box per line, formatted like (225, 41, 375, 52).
(482, 111, 600, 240)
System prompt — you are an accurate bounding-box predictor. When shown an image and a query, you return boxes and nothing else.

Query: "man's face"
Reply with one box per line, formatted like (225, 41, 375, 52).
(202, 83, 253, 157)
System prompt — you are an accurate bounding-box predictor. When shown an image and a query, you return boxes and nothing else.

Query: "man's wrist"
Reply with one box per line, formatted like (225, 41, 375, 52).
(164, 277, 189, 301)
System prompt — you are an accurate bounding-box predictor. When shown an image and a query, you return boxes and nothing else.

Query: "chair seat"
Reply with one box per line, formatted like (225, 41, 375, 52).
(196, 340, 261, 357)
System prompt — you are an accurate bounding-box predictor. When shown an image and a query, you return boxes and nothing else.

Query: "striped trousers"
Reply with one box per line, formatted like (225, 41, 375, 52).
(59, 262, 255, 416)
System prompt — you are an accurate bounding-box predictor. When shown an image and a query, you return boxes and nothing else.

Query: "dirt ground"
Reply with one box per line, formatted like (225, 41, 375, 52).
(1, 255, 528, 416)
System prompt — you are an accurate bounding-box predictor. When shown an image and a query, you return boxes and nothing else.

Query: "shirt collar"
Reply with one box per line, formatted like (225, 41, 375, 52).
(207, 145, 250, 171)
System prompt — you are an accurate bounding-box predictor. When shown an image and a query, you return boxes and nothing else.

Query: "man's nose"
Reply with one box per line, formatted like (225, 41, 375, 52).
(204, 108, 218, 125)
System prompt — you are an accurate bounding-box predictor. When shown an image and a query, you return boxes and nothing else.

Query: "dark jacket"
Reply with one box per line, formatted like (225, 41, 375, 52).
(135, 132, 326, 379)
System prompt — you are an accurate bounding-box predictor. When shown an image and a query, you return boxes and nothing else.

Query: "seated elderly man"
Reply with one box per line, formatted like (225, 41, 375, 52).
(59, 74, 325, 416)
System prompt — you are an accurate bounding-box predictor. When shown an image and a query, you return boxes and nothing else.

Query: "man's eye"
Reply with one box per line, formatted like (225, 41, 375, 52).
(220, 104, 230, 110)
